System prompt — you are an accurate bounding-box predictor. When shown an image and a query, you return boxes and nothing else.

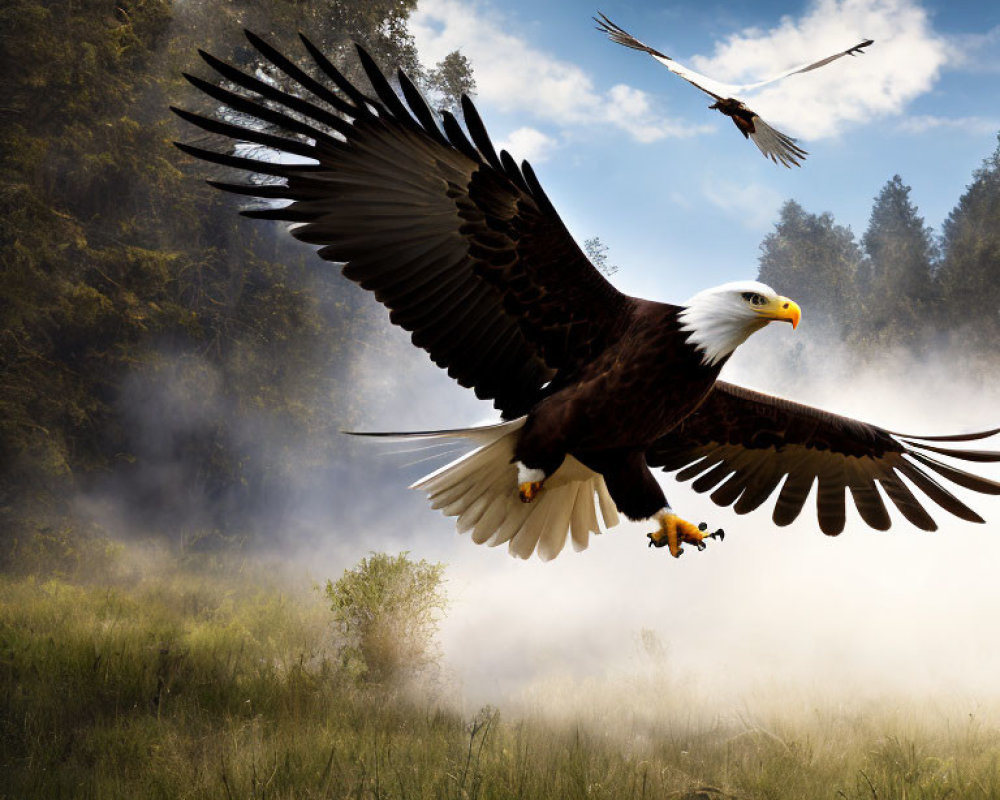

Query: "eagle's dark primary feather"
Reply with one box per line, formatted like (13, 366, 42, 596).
(175, 32, 633, 419)
(647, 382, 1000, 535)
(891, 427, 1000, 443)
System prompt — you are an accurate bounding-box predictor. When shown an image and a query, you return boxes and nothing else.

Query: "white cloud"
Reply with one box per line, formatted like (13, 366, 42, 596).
(945, 25, 1000, 74)
(497, 126, 558, 163)
(702, 178, 784, 231)
(410, 0, 708, 143)
(605, 83, 704, 143)
(897, 115, 1000, 135)
(689, 0, 949, 139)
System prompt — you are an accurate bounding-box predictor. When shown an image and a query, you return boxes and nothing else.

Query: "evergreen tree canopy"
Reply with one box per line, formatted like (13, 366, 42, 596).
(937, 136, 1000, 351)
(856, 175, 937, 347)
(757, 200, 861, 334)
(427, 51, 478, 112)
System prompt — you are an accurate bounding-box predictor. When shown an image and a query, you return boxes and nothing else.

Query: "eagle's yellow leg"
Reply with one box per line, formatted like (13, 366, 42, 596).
(647, 509, 724, 558)
(518, 481, 544, 503)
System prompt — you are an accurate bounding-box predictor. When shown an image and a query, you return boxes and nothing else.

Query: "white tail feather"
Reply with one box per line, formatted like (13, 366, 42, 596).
(408, 417, 620, 560)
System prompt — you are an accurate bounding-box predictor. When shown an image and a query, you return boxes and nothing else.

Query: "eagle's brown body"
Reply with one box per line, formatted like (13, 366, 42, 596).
(175, 34, 1000, 558)
(516, 302, 722, 519)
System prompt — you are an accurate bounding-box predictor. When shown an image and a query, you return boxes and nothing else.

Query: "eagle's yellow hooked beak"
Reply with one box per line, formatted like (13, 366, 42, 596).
(762, 296, 801, 329)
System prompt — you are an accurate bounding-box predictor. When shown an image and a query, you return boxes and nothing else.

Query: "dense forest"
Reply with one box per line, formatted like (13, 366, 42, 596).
(2, 0, 999, 571)
(0, 0, 473, 569)
(758, 143, 1000, 366)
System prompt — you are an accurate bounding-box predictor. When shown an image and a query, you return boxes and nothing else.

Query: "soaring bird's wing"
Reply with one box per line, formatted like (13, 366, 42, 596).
(173, 32, 635, 419)
(595, 13, 727, 100)
(646, 381, 1000, 535)
(733, 38, 874, 93)
(745, 115, 808, 168)
(596, 13, 873, 97)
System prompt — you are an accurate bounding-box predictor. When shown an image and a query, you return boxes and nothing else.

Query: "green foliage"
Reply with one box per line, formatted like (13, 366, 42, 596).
(938, 135, 1000, 353)
(0, 0, 476, 561)
(326, 552, 446, 685)
(758, 200, 861, 335)
(0, 0, 184, 560)
(758, 142, 1000, 364)
(428, 50, 478, 111)
(855, 174, 938, 348)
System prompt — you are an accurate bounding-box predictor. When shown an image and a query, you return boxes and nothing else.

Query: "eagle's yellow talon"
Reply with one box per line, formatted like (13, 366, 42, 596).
(647, 522, 681, 557)
(649, 511, 722, 558)
(518, 481, 543, 503)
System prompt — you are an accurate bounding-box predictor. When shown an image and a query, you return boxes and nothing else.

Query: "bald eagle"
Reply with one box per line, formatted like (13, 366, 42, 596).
(595, 13, 873, 167)
(174, 34, 999, 561)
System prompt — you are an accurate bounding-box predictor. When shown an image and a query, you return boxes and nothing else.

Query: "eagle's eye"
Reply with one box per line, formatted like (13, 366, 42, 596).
(741, 291, 767, 307)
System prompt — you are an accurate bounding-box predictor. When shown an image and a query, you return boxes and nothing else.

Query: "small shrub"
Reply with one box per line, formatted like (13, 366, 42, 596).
(325, 552, 446, 686)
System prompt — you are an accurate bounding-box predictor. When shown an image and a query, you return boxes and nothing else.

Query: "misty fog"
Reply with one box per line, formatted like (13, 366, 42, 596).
(245, 303, 1000, 713)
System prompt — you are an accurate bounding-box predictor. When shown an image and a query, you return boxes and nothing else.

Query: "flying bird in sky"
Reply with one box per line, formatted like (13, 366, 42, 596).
(175, 34, 999, 561)
(595, 13, 874, 167)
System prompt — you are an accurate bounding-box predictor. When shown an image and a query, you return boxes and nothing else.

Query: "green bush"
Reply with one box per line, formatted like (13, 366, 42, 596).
(325, 552, 446, 686)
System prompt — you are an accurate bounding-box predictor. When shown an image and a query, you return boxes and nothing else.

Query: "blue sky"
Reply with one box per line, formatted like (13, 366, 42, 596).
(409, 0, 1000, 302)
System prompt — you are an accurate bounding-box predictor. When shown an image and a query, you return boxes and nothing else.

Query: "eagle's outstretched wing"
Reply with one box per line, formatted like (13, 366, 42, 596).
(173, 32, 635, 419)
(595, 13, 872, 97)
(646, 381, 1000, 535)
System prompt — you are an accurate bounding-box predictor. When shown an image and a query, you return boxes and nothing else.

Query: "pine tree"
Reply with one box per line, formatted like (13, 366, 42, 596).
(937, 135, 1000, 352)
(757, 200, 862, 335)
(855, 175, 937, 349)
(427, 51, 477, 112)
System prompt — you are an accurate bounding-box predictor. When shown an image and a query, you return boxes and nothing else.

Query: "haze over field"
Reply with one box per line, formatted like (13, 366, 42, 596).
(292, 318, 1000, 710)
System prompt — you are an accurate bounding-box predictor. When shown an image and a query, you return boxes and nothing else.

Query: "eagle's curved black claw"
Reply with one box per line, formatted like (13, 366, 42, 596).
(696, 541, 707, 551)
(709, 528, 725, 541)
(646, 531, 683, 555)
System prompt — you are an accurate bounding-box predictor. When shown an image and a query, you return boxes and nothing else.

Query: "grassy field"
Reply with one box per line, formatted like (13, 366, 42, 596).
(4, 556, 1000, 799)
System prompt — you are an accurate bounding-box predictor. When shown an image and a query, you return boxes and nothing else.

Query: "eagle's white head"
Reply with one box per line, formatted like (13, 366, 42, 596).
(678, 280, 801, 367)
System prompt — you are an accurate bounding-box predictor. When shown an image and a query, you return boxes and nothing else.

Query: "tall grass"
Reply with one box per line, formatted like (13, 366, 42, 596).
(4, 557, 1000, 799)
